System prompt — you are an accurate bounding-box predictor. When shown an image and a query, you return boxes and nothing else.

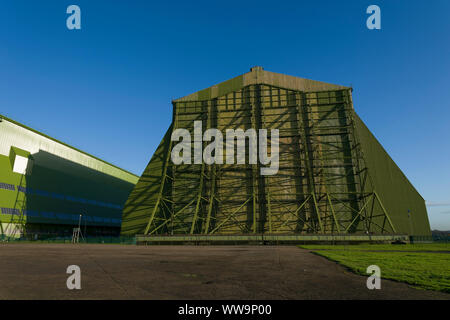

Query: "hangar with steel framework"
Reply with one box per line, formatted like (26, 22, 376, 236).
(121, 67, 431, 243)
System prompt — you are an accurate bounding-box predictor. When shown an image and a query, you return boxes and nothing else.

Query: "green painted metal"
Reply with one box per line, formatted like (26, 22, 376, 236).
(9, 146, 31, 171)
(136, 234, 410, 244)
(353, 113, 430, 236)
(143, 137, 173, 235)
(121, 67, 431, 238)
(374, 191, 396, 234)
(311, 192, 324, 234)
(0, 115, 138, 237)
(148, 198, 196, 235)
(327, 194, 341, 233)
(190, 164, 205, 234)
(250, 88, 258, 233)
(209, 197, 252, 234)
(204, 164, 216, 234)
(203, 100, 216, 234)
(121, 126, 173, 235)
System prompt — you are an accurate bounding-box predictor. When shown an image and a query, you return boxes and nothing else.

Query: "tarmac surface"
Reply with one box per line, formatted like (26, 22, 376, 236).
(0, 244, 448, 300)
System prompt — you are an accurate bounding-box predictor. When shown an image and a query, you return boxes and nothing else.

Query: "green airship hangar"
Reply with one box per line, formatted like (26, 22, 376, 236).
(0, 68, 431, 243)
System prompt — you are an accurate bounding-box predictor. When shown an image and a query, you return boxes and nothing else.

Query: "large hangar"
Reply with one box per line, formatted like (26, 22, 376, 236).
(121, 67, 431, 242)
(0, 114, 139, 238)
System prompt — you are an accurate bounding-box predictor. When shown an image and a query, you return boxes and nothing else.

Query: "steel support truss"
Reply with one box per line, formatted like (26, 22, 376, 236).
(143, 85, 395, 236)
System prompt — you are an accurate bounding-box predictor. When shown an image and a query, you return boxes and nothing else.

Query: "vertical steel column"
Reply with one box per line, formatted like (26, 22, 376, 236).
(327, 194, 341, 233)
(204, 99, 217, 234)
(250, 86, 258, 233)
(295, 92, 323, 233)
(190, 101, 208, 234)
(255, 84, 268, 233)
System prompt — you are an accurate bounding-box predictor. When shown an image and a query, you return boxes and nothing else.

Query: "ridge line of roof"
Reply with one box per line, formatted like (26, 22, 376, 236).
(173, 67, 350, 102)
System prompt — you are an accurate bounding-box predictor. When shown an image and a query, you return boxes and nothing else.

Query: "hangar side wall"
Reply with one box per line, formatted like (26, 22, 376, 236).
(354, 113, 431, 236)
(121, 125, 172, 235)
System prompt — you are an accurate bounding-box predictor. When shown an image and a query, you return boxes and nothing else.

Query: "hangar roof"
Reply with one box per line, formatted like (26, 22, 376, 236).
(174, 66, 350, 102)
(0, 114, 139, 183)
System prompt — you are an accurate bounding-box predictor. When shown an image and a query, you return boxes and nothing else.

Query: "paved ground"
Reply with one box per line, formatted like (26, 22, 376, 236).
(0, 244, 448, 300)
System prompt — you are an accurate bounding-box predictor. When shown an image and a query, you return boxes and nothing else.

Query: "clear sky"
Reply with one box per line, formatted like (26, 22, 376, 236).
(1, 1, 449, 230)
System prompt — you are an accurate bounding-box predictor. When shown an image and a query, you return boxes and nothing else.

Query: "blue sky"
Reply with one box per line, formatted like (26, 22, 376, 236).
(1, 1, 449, 229)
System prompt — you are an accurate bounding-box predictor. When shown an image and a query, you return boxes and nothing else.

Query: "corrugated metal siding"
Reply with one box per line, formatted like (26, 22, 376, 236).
(354, 113, 431, 236)
(121, 125, 172, 235)
(0, 118, 138, 184)
(174, 68, 348, 102)
(0, 115, 139, 232)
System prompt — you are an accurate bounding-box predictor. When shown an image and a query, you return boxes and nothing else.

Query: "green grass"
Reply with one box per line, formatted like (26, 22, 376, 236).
(299, 244, 450, 293)
(301, 243, 450, 252)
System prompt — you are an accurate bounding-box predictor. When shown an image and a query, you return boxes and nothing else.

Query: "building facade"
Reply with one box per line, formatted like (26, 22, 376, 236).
(122, 67, 431, 240)
(0, 114, 138, 238)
